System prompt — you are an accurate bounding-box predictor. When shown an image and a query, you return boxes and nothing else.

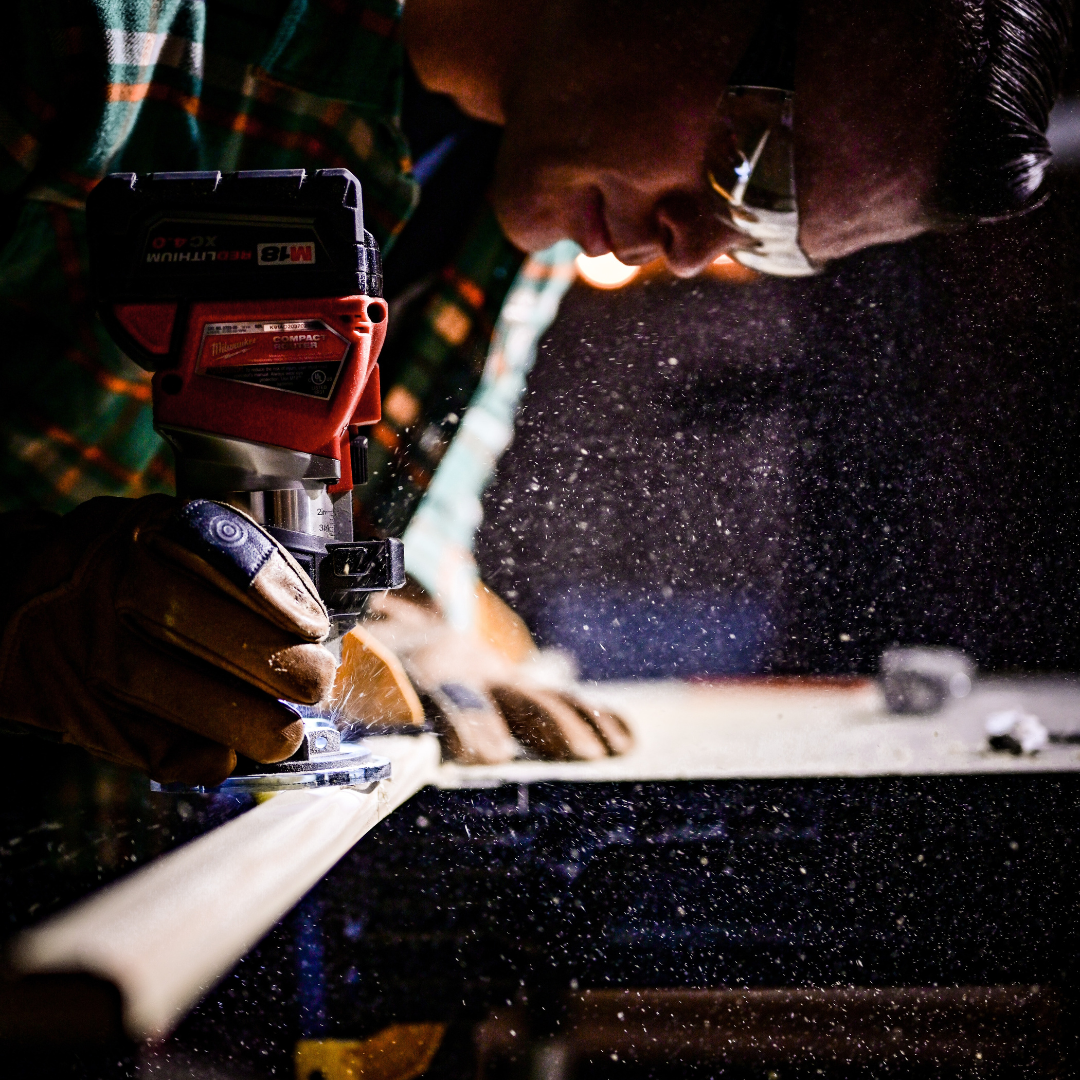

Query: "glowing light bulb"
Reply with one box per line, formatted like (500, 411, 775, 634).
(574, 252, 639, 289)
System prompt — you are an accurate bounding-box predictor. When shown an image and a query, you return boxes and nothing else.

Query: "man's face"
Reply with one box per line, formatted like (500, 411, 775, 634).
(491, 2, 759, 277)
(409, 0, 957, 272)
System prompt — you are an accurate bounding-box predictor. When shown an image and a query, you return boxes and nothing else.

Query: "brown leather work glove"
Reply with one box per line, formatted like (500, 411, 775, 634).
(330, 581, 633, 765)
(0, 495, 336, 785)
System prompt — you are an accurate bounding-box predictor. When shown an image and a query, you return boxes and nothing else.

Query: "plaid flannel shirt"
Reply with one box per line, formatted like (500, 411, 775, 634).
(0, 0, 577, 617)
(0, 0, 416, 512)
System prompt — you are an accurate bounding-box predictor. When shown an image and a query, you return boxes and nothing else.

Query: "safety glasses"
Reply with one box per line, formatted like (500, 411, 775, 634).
(704, 0, 817, 277)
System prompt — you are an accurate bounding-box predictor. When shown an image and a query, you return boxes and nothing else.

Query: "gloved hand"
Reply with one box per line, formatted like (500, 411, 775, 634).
(0, 495, 336, 785)
(329, 580, 633, 765)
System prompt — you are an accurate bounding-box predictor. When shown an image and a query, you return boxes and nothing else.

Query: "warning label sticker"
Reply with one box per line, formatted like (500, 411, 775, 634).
(197, 319, 349, 399)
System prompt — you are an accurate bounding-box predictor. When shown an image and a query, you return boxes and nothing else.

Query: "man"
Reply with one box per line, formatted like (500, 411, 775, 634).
(0, 0, 1069, 783)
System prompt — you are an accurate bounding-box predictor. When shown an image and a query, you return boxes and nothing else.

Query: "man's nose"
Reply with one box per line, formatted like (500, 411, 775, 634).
(654, 192, 748, 277)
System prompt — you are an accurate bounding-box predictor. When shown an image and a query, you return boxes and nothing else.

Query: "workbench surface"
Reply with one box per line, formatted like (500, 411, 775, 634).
(5, 673, 1080, 1053)
(436, 674, 1080, 787)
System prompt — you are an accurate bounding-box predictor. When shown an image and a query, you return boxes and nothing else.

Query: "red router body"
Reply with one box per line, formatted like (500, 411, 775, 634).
(87, 168, 403, 608)
(148, 294, 386, 494)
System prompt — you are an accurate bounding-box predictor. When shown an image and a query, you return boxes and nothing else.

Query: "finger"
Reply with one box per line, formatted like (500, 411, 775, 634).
(489, 685, 609, 761)
(474, 582, 538, 664)
(112, 710, 236, 785)
(154, 734, 236, 786)
(331, 625, 425, 730)
(556, 694, 635, 755)
(424, 682, 519, 764)
(93, 626, 305, 763)
(144, 500, 329, 641)
(68, 706, 236, 786)
(363, 589, 445, 654)
(118, 542, 336, 702)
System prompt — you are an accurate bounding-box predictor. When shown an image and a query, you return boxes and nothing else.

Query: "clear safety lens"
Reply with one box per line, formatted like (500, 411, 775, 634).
(704, 88, 815, 278)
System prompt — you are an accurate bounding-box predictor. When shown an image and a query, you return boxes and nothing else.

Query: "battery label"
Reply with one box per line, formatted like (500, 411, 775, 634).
(257, 241, 316, 265)
(197, 320, 350, 399)
(141, 218, 323, 273)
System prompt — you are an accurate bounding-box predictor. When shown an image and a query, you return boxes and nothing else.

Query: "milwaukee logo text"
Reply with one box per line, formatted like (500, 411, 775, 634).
(257, 242, 316, 266)
(210, 336, 257, 360)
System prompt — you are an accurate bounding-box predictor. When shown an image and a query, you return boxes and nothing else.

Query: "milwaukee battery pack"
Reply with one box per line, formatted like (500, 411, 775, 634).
(87, 168, 403, 609)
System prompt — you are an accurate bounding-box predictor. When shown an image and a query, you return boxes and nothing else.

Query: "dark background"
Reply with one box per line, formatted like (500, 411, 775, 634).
(477, 174, 1080, 680)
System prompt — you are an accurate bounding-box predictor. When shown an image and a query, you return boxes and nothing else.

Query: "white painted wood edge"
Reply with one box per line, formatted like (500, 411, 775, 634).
(10, 734, 441, 1043)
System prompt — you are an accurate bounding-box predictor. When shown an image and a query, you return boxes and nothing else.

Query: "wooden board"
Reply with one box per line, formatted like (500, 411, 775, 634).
(12, 673, 1080, 1044)
(437, 675, 1080, 787)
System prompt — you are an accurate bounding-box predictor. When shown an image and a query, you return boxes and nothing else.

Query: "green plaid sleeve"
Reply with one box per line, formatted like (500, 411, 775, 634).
(0, 0, 419, 513)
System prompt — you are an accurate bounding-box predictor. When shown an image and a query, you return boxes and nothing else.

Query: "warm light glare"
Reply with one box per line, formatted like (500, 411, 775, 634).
(705, 252, 758, 283)
(575, 251, 639, 289)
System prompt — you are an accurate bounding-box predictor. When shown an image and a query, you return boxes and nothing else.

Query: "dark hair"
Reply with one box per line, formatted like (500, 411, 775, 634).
(938, 0, 1073, 220)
